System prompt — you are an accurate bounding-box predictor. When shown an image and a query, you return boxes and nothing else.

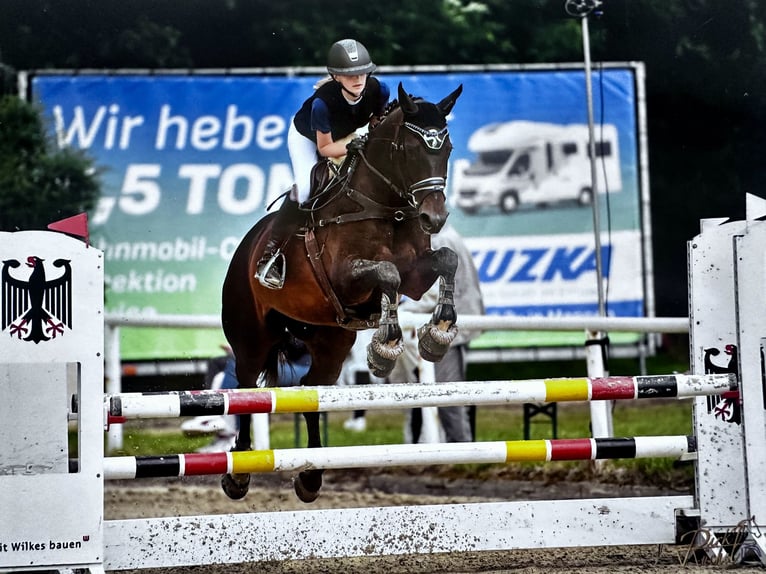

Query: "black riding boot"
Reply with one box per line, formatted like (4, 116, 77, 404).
(256, 196, 303, 289)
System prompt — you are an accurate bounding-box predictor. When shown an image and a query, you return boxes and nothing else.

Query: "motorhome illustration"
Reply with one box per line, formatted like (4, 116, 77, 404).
(456, 121, 622, 214)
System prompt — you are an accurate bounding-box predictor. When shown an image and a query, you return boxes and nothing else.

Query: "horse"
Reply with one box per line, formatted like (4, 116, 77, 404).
(221, 82, 463, 503)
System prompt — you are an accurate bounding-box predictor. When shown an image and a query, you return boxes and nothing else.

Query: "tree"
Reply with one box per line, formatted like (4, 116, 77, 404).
(595, 0, 766, 314)
(0, 95, 101, 231)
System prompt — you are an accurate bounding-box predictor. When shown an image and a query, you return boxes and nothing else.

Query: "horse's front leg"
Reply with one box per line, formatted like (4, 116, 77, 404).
(419, 246, 459, 362)
(348, 260, 404, 377)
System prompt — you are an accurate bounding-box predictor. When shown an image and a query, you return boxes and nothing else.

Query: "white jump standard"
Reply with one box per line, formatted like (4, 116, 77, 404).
(3, 208, 766, 573)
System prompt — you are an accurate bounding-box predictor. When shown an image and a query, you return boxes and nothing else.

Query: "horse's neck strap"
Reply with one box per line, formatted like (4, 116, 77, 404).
(309, 187, 418, 228)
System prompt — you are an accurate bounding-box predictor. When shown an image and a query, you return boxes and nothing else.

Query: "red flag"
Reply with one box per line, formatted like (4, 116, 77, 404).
(47, 213, 90, 246)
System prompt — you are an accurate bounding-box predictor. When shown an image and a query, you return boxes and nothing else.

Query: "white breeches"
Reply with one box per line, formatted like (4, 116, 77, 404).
(287, 120, 318, 204)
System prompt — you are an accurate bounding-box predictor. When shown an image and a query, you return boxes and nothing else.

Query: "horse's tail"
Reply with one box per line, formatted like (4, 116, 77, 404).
(261, 332, 308, 388)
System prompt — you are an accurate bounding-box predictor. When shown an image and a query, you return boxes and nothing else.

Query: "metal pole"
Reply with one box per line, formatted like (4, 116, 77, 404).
(568, 0, 612, 448)
(105, 324, 123, 451)
(581, 14, 606, 318)
(582, 29, 612, 447)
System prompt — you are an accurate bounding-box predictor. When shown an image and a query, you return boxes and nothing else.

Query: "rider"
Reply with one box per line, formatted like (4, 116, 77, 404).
(256, 38, 391, 289)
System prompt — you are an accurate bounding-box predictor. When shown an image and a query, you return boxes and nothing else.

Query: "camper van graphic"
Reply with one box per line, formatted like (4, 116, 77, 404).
(456, 121, 622, 214)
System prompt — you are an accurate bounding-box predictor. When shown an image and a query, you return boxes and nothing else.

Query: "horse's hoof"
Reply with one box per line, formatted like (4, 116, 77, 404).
(221, 472, 251, 500)
(367, 345, 398, 378)
(293, 471, 322, 503)
(417, 323, 457, 362)
(367, 333, 404, 379)
(368, 353, 397, 378)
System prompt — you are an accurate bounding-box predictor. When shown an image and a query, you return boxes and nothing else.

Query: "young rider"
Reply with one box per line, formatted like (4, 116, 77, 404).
(256, 38, 391, 289)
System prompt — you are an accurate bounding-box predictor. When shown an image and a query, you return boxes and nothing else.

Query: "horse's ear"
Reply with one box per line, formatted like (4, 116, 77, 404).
(398, 82, 418, 115)
(437, 84, 463, 116)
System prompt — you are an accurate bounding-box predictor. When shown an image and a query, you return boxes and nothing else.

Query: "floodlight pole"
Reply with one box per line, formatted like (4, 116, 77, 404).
(581, 10, 606, 318)
(567, 0, 612, 441)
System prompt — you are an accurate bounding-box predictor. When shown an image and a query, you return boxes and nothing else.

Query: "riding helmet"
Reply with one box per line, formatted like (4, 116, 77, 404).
(326, 39, 376, 76)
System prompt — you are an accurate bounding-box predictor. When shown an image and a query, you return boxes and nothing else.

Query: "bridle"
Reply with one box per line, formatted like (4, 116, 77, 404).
(355, 112, 452, 209)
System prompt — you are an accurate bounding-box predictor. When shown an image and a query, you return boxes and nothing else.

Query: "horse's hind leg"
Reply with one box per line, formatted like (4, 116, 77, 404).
(293, 411, 324, 503)
(292, 326, 356, 503)
(221, 413, 251, 500)
(419, 246, 459, 362)
(219, 332, 274, 500)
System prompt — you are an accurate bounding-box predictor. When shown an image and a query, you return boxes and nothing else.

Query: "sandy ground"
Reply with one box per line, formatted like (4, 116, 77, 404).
(104, 469, 766, 573)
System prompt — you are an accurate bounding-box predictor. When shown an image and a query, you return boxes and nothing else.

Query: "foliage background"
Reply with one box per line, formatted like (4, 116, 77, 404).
(0, 96, 100, 230)
(1, 0, 764, 316)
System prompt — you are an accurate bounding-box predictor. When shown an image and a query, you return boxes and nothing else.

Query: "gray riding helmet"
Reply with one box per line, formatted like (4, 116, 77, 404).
(326, 39, 376, 76)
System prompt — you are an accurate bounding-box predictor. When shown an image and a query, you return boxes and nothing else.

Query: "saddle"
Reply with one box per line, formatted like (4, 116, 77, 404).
(309, 161, 332, 199)
(308, 157, 347, 201)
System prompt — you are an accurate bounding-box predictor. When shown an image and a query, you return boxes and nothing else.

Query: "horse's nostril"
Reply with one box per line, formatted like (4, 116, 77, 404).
(419, 212, 448, 234)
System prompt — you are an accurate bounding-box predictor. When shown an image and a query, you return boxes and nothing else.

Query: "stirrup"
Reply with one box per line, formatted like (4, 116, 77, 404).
(255, 252, 286, 289)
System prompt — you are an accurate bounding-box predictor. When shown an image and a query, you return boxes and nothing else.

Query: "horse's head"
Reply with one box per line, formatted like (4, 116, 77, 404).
(369, 82, 462, 234)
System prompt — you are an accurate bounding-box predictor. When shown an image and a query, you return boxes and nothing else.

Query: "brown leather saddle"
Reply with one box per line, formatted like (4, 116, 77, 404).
(308, 158, 345, 202)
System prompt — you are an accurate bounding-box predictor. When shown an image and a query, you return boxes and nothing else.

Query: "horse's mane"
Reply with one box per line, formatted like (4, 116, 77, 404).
(378, 93, 428, 118)
(380, 99, 401, 119)
(373, 99, 402, 129)
(372, 93, 446, 134)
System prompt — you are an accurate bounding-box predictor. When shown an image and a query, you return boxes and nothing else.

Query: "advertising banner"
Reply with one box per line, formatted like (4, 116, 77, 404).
(31, 66, 648, 360)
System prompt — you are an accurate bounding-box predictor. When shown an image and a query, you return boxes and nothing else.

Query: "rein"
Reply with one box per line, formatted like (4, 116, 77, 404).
(308, 128, 447, 231)
(311, 187, 419, 228)
(355, 146, 447, 209)
(304, 153, 421, 229)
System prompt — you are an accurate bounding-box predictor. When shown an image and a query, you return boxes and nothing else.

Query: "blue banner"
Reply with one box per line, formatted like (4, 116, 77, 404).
(32, 67, 646, 359)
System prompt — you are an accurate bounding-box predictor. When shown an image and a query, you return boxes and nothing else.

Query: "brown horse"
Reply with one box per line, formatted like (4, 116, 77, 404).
(221, 82, 463, 502)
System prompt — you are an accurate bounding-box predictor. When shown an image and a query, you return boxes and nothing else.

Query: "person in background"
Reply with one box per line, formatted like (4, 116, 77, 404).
(182, 338, 311, 452)
(388, 224, 485, 442)
(339, 329, 384, 432)
(256, 38, 390, 289)
(181, 346, 239, 452)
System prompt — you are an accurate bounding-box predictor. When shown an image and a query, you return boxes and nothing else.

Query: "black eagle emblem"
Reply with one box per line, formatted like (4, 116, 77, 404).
(1, 256, 72, 343)
(704, 344, 741, 424)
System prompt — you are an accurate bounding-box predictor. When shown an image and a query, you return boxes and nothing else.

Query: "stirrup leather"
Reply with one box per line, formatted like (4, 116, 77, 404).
(256, 251, 286, 289)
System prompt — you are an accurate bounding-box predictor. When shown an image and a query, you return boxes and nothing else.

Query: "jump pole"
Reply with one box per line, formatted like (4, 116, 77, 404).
(104, 373, 735, 422)
(103, 435, 695, 480)
(105, 496, 693, 570)
(103, 313, 689, 451)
